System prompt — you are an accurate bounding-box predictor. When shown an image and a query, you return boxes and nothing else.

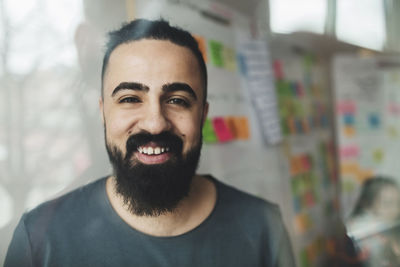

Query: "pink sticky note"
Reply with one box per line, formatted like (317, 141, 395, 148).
(273, 60, 284, 80)
(339, 145, 359, 158)
(389, 103, 400, 115)
(212, 117, 234, 142)
(337, 101, 356, 115)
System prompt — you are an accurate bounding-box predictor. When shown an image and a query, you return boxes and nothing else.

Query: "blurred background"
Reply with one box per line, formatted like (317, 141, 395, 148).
(2, 0, 400, 266)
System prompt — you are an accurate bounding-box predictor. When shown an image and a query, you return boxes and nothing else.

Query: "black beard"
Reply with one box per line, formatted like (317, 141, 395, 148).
(105, 131, 202, 216)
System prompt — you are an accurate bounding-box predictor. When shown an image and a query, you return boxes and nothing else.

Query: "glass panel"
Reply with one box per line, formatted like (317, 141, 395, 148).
(270, 0, 327, 34)
(336, 0, 386, 50)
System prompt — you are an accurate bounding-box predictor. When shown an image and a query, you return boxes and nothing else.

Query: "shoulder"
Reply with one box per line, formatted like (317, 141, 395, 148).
(207, 176, 294, 265)
(209, 176, 283, 225)
(212, 176, 279, 210)
(22, 177, 107, 232)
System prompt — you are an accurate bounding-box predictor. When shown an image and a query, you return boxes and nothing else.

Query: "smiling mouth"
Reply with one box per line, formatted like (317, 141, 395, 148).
(135, 144, 173, 164)
(137, 146, 170, 155)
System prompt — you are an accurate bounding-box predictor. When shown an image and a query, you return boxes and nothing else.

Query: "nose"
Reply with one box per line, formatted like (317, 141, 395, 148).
(137, 102, 171, 135)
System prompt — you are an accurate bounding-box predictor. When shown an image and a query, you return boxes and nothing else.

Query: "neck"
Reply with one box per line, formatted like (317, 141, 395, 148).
(106, 174, 216, 237)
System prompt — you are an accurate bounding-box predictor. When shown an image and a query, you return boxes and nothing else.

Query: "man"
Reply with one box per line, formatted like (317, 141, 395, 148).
(5, 19, 295, 266)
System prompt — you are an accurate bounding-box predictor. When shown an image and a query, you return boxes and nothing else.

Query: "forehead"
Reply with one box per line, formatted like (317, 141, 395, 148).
(104, 39, 203, 97)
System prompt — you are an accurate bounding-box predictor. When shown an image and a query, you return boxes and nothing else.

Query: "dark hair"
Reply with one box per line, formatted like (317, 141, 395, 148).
(351, 176, 399, 217)
(101, 19, 207, 103)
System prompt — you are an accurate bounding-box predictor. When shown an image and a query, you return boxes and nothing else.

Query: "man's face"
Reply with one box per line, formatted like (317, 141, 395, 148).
(101, 39, 207, 162)
(100, 39, 208, 216)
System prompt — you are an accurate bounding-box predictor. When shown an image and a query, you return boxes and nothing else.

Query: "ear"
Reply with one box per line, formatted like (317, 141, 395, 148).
(99, 97, 105, 124)
(201, 101, 209, 127)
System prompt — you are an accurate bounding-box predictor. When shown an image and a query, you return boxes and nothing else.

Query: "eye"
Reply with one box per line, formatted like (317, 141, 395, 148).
(119, 96, 141, 104)
(167, 97, 190, 107)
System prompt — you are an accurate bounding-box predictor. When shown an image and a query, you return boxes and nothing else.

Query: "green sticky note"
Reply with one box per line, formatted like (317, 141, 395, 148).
(209, 40, 224, 67)
(300, 249, 310, 267)
(202, 118, 218, 143)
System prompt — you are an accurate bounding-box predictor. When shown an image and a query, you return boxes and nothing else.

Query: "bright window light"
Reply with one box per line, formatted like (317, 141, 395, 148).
(336, 0, 386, 50)
(270, 0, 327, 34)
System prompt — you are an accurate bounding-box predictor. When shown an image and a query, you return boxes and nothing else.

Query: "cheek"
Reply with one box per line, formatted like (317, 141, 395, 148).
(105, 111, 137, 139)
(178, 117, 202, 144)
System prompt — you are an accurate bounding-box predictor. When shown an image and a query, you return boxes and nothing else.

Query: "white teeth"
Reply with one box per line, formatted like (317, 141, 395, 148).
(138, 146, 170, 155)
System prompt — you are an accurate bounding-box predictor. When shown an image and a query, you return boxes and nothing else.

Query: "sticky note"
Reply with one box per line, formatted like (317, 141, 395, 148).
(292, 195, 301, 212)
(290, 82, 297, 97)
(225, 116, 250, 140)
(343, 126, 355, 137)
(202, 118, 218, 143)
(295, 214, 311, 234)
(343, 113, 355, 125)
(295, 118, 303, 133)
(388, 126, 399, 138)
(389, 103, 400, 115)
(337, 101, 356, 115)
(287, 117, 296, 134)
(305, 191, 315, 207)
(321, 114, 328, 128)
(301, 155, 311, 171)
(273, 60, 284, 80)
(281, 119, 289, 136)
(301, 249, 310, 267)
(302, 118, 310, 133)
(297, 82, 305, 97)
(212, 117, 233, 142)
(193, 35, 207, 62)
(290, 157, 301, 175)
(308, 116, 315, 129)
(339, 145, 359, 158)
(373, 148, 384, 163)
(209, 40, 224, 67)
(237, 54, 247, 76)
(368, 113, 380, 128)
(222, 46, 237, 71)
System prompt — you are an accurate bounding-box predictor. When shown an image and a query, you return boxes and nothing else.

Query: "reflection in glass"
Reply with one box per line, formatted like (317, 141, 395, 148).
(347, 176, 400, 266)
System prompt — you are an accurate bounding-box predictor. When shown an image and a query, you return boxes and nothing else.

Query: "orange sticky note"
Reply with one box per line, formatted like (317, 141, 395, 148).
(302, 118, 310, 133)
(290, 157, 302, 176)
(236, 117, 250, 139)
(288, 117, 296, 134)
(193, 35, 207, 63)
(225, 117, 238, 139)
(212, 117, 234, 142)
(343, 126, 355, 137)
(225, 116, 250, 140)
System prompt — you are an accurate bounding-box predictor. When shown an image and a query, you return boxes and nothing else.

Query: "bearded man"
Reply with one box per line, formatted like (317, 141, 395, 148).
(5, 19, 295, 267)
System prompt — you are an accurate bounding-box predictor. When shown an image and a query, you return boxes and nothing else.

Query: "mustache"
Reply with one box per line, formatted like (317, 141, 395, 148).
(125, 131, 183, 158)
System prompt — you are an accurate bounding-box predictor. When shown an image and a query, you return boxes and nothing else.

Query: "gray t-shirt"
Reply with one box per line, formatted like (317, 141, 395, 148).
(5, 176, 295, 267)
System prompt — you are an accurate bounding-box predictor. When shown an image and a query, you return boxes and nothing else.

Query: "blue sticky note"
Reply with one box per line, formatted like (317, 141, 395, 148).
(343, 113, 355, 125)
(237, 54, 247, 76)
(369, 113, 380, 128)
(293, 197, 301, 213)
(290, 82, 297, 97)
(295, 118, 303, 133)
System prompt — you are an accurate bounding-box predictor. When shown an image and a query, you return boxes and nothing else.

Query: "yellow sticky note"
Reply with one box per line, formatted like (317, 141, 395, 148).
(388, 126, 398, 138)
(373, 149, 384, 163)
(223, 46, 237, 71)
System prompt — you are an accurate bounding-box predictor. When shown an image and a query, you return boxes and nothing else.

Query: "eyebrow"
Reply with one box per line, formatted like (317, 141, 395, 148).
(111, 82, 149, 97)
(162, 83, 198, 101)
